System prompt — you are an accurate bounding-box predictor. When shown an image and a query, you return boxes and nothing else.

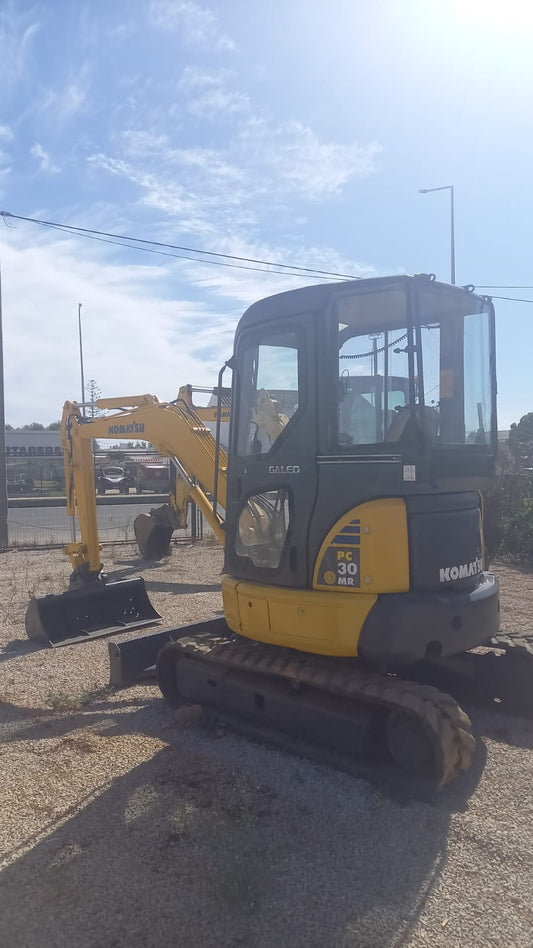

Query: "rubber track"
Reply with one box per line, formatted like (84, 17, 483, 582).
(172, 632, 475, 788)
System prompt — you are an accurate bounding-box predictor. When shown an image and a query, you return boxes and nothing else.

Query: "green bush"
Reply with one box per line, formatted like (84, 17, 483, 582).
(484, 474, 533, 562)
(500, 494, 533, 561)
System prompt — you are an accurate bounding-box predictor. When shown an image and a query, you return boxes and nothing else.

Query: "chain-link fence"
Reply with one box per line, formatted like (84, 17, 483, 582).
(6, 498, 201, 549)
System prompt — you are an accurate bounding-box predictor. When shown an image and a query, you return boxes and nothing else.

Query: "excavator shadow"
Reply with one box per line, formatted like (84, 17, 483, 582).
(466, 703, 533, 751)
(0, 638, 42, 665)
(102, 561, 222, 595)
(144, 580, 221, 594)
(108, 557, 173, 572)
(1, 692, 471, 948)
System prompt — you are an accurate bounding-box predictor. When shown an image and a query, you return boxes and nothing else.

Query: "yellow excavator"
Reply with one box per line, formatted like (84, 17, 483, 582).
(24, 387, 232, 647)
(28, 274, 533, 789)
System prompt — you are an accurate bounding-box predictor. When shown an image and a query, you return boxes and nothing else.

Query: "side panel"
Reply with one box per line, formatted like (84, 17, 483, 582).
(313, 498, 410, 594)
(222, 576, 376, 656)
(406, 492, 483, 591)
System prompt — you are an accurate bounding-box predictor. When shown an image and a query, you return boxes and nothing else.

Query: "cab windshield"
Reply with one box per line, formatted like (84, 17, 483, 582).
(336, 282, 494, 448)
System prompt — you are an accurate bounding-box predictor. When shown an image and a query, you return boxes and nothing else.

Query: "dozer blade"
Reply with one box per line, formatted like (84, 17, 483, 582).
(134, 513, 173, 559)
(108, 617, 228, 687)
(25, 578, 162, 647)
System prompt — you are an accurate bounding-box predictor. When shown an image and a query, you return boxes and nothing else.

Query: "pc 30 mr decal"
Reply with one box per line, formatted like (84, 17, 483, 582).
(316, 517, 361, 588)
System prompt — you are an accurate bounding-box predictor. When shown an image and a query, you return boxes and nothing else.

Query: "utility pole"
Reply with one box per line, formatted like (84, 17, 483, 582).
(78, 302, 86, 416)
(0, 257, 8, 548)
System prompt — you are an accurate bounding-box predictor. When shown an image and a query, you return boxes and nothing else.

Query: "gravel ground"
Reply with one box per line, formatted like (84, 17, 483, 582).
(0, 543, 532, 948)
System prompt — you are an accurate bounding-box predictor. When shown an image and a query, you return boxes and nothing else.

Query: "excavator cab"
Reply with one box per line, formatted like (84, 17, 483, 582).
(221, 273, 498, 664)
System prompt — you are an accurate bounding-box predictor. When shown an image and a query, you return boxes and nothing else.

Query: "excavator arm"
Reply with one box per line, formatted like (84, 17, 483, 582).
(62, 393, 228, 578)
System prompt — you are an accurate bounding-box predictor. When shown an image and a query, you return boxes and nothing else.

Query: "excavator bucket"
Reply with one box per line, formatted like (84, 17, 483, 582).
(134, 513, 173, 559)
(25, 578, 162, 647)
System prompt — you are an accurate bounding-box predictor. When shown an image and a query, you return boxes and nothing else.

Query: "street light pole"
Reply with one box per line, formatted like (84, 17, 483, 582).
(418, 184, 455, 284)
(78, 302, 86, 416)
(0, 255, 8, 549)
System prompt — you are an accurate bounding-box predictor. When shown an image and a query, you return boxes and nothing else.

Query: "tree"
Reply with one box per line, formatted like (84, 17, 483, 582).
(21, 422, 45, 431)
(86, 379, 102, 419)
(47, 421, 61, 430)
(483, 411, 533, 562)
(5, 424, 13, 431)
(508, 412, 533, 470)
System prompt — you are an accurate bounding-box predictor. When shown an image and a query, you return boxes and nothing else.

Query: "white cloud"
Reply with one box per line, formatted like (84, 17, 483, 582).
(0, 231, 238, 427)
(187, 87, 250, 119)
(173, 236, 375, 308)
(0, 125, 12, 186)
(30, 143, 60, 174)
(121, 130, 244, 182)
(107, 21, 138, 40)
(240, 120, 381, 201)
(0, 167, 11, 199)
(177, 66, 248, 118)
(149, 0, 234, 50)
(0, 218, 375, 428)
(88, 149, 249, 238)
(88, 153, 215, 232)
(0, 5, 40, 83)
(120, 131, 173, 158)
(39, 72, 89, 123)
(92, 109, 379, 243)
(177, 66, 232, 91)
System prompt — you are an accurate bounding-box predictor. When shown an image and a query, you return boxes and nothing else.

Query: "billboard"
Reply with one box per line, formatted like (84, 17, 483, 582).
(6, 431, 62, 458)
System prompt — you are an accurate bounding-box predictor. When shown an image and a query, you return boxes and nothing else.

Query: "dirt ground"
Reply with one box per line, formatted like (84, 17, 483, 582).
(0, 543, 532, 948)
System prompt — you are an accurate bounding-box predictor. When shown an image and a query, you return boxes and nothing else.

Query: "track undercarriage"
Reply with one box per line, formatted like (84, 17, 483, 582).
(156, 626, 475, 791)
(109, 621, 533, 793)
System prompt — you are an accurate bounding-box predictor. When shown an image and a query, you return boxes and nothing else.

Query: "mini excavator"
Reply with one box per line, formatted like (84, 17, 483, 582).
(122, 273, 508, 788)
(31, 274, 521, 788)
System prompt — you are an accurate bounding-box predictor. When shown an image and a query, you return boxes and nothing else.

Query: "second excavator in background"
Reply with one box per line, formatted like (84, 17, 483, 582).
(25, 388, 232, 646)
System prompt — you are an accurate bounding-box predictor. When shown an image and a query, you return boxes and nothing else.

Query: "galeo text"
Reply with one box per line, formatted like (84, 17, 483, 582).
(268, 464, 301, 474)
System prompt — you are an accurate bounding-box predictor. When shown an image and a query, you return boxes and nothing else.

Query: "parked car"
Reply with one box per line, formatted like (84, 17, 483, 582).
(7, 474, 34, 494)
(95, 466, 131, 495)
(135, 462, 170, 493)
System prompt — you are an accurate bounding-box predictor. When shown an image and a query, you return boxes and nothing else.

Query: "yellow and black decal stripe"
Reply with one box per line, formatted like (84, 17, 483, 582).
(317, 517, 361, 589)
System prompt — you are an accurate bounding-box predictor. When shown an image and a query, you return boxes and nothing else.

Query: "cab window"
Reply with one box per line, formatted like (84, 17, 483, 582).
(236, 331, 300, 456)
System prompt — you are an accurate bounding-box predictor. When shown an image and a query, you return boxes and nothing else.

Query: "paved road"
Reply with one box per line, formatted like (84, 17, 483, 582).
(7, 502, 162, 546)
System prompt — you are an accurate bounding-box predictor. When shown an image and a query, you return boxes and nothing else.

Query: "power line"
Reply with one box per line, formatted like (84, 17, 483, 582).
(36, 220, 345, 281)
(6, 210, 530, 295)
(0, 210, 360, 282)
(489, 295, 533, 304)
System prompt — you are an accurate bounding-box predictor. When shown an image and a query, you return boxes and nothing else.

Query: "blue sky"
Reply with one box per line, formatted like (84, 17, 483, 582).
(0, 0, 531, 427)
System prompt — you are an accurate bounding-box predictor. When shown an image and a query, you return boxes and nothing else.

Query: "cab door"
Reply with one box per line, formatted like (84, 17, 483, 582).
(224, 317, 318, 589)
